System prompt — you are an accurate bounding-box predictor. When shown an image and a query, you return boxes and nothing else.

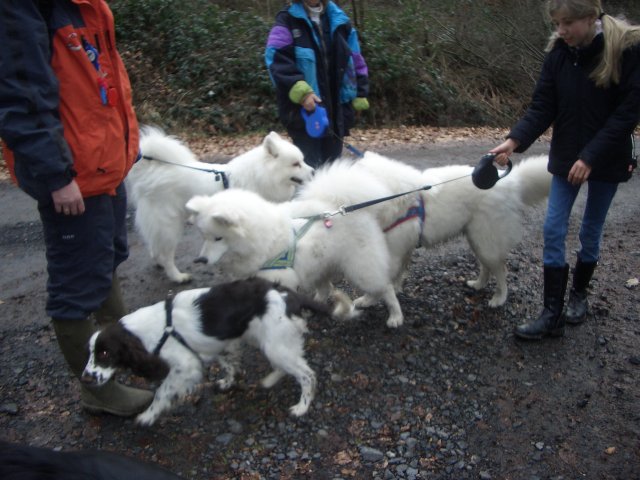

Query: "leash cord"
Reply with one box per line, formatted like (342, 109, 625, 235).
(325, 127, 365, 158)
(141, 155, 230, 188)
(311, 172, 476, 221)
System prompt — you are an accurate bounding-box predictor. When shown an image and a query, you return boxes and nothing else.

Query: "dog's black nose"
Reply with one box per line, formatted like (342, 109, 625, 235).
(193, 256, 208, 264)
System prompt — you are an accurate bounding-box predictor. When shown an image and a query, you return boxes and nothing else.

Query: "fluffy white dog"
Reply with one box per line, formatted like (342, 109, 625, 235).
(356, 152, 552, 307)
(127, 128, 313, 283)
(186, 162, 407, 328)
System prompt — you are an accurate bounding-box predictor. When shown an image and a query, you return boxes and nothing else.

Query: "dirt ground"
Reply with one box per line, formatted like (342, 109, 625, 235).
(1, 130, 639, 479)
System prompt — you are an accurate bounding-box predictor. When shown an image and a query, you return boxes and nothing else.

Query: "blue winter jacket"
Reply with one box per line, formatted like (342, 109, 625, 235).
(265, 1, 369, 136)
(509, 34, 640, 183)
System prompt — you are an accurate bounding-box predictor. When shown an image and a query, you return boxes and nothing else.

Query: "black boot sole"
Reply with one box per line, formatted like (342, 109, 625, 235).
(514, 327, 565, 340)
(565, 315, 586, 325)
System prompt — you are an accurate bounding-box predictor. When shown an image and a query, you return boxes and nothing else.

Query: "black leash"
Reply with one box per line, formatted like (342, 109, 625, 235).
(141, 154, 230, 189)
(153, 291, 203, 364)
(303, 172, 479, 222)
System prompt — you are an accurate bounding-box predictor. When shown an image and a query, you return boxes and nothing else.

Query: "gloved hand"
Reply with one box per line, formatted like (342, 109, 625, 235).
(289, 80, 315, 105)
(352, 97, 370, 111)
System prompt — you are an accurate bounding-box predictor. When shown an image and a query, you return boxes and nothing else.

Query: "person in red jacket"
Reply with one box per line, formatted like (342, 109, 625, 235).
(0, 1, 152, 415)
(491, 0, 640, 340)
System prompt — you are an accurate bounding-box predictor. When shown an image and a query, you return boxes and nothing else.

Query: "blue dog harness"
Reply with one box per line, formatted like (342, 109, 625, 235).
(383, 195, 426, 243)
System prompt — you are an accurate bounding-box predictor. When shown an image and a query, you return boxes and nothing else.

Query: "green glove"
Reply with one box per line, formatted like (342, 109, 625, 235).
(289, 80, 315, 104)
(352, 97, 370, 111)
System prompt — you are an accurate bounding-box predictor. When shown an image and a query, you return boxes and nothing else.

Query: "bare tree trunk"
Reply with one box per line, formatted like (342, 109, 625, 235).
(350, 0, 365, 31)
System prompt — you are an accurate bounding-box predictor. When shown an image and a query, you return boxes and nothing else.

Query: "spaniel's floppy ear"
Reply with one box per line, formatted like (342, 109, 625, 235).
(118, 330, 170, 381)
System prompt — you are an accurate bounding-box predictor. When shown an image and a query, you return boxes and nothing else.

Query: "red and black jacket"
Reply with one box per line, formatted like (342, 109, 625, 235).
(0, 0, 139, 202)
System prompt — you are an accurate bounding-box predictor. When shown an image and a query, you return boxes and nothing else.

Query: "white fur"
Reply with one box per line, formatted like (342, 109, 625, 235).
(186, 173, 407, 328)
(82, 285, 316, 425)
(356, 152, 552, 306)
(127, 127, 313, 283)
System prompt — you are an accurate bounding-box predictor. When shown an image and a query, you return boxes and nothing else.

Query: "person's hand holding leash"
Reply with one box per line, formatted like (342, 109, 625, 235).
(301, 92, 322, 112)
(490, 138, 520, 166)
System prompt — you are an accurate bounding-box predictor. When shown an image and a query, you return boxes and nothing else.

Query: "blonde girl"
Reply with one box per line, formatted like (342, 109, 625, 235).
(491, 0, 640, 340)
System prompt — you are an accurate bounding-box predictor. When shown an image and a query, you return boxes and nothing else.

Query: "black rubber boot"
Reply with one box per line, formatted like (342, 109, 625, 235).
(52, 318, 153, 417)
(514, 264, 569, 340)
(565, 258, 597, 325)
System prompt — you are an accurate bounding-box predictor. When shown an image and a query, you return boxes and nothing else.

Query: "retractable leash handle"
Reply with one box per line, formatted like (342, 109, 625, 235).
(472, 153, 513, 190)
(300, 105, 329, 138)
(301, 105, 366, 158)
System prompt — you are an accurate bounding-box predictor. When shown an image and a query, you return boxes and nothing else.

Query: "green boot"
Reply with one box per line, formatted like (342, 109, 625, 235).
(93, 276, 127, 326)
(52, 317, 153, 417)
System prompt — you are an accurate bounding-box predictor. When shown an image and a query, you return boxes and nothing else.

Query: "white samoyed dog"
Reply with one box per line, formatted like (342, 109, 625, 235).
(186, 162, 408, 328)
(355, 152, 552, 307)
(294, 156, 423, 294)
(127, 128, 313, 283)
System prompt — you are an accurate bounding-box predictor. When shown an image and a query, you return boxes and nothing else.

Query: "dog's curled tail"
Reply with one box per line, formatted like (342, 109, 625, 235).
(513, 154, 552, 207)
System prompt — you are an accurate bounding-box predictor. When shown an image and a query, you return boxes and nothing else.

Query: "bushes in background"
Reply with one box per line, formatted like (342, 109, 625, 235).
(111, 0, 640, 133)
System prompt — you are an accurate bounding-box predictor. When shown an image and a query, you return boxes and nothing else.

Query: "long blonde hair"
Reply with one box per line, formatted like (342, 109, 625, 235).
(546, 0, 640, 87)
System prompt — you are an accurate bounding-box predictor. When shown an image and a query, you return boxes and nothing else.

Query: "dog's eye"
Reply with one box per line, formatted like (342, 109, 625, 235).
(214, 236, 222, 242)
(293, 162, 301, 167)
(96, 350, 110, 361)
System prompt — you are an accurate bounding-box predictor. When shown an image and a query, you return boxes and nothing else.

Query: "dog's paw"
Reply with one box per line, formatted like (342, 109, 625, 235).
(354, 294, 376, 309)
(289, 402, 310, 417)
(466, 279, 486, 290)
(261, 370, 285, 389)
(216, 377, 234, 391)
(332, 303, 361, 321)
(488, 294, 507, 308)
(171, 272, 192, 284)
(135, 410, 158, 427)
(386, 315, 404, 328)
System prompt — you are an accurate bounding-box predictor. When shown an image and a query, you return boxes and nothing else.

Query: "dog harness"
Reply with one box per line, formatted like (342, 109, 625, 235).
(153, 291, 203, 364)
(260, 218, 317, 270)
(383, 194, 426, 234)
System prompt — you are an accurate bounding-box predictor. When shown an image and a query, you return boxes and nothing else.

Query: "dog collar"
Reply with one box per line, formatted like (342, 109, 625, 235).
(153, 291, 202, 362)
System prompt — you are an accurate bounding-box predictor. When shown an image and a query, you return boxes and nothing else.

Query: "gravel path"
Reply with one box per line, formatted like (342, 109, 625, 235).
(1, 135, 639, 479)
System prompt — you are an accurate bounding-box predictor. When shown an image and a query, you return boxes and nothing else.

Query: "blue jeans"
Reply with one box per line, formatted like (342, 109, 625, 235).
(543, 175, 618, 267)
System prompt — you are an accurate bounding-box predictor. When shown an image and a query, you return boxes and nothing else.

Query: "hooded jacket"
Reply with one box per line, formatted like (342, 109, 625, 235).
(265, 1, 369, 137)
(509, 34, 640, 183)
(0, 0, 139, 202)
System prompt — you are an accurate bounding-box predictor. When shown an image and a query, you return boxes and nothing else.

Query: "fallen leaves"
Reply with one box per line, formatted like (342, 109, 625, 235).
(175, 126, 517, 162)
